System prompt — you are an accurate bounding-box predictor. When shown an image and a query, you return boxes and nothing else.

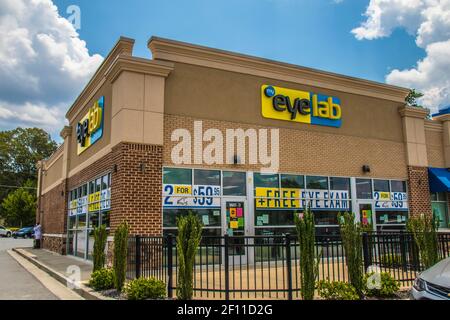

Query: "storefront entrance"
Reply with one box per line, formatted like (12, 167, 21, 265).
(221, 198, 249, 264)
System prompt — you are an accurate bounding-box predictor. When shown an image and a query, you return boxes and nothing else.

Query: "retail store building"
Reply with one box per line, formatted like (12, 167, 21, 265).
(37, 36, 450, 259)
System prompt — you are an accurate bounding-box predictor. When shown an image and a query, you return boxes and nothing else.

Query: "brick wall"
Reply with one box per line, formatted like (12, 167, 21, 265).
(407, 165, 432, 217)
(67, 152, 113, 190)
(164, 114, 408, 179)
(111, 142, 163, 236)
(38, 180, 67, 254)
(39, 181, 67, 233)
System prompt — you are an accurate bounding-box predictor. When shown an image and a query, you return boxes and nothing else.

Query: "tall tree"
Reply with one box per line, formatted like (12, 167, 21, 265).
(0, 127, 57, 222)
(1, 180, 37, 227)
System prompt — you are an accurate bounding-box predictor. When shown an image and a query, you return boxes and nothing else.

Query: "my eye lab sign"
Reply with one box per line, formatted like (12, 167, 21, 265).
(261, 85, 342, 128)
(76, 96, 104, 155)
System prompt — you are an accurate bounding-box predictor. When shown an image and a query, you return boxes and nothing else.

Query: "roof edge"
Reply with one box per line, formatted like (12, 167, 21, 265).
(148, 36, 410, 102)
(65, 36, 135, 120)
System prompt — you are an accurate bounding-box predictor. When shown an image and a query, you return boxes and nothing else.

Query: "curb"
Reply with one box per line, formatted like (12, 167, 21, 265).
(12, 248, 112, 300)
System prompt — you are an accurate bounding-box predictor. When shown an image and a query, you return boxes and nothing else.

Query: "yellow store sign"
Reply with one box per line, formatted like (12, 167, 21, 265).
(255, 187, 301, 208)
(261, 85, 342, 128)
(76, 96, 104, 155)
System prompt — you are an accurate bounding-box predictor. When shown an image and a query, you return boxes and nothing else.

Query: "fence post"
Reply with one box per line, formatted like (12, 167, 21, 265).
(285, 233, 293, 300)
(362, 232, 371, 272)
(135, 235, 141, 279)
(224, 234, 230, 300)
(167, 234, 174, 299)
(399, 231, 408, 272)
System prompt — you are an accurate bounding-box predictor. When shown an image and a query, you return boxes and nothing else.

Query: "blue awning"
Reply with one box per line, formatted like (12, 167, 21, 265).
(428, 167, 450, 192)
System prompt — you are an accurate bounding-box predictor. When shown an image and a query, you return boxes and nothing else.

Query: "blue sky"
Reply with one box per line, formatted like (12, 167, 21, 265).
(1, 0, 448, 141)
(53, 0, 424, 83)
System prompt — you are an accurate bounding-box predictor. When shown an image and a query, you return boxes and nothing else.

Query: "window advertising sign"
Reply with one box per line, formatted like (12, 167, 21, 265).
(373, 191, 408, 210)
(255, 187, 349, 210)
(261, 85, 342, 128)
(68, 197, 87, 216)
(163, 184, 221, 208)
(226, 202, 245, 236)
(361, 209, 372, 226)
(101, 188, 111, 210)
(88, 192, 101, 212)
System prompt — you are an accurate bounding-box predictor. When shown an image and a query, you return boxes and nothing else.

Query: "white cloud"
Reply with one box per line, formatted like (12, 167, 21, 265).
(351, 0, 424, 41)
(0, 0, 103, 138)
(386, 39, 450, 109)
(352, 0, 450, 112)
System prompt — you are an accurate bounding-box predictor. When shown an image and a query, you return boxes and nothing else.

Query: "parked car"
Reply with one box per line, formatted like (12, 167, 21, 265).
(412, 257, 450, 300)
(12, 227, 34, 239)
(0, 226, 12, 237)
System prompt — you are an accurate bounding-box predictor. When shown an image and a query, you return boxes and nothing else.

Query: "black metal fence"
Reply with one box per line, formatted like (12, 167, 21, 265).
(126, 232, 450, 300)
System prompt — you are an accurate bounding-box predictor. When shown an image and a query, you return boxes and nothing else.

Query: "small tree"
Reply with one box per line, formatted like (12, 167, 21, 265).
(1, 181, 36, 227)
(338, 212, 364, 298)
(407, 214, 439, 268)
(113, 222, 129, 292)
(294, 206, 320, 300)
(93, 225, 108, 272)
(176, 212, 203, 300)
(405, 89, 424, 108)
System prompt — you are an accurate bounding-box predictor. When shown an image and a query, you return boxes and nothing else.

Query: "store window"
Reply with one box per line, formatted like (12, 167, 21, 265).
(391, 180, 406, 193)
(254, 173, 279, 188)
(373, 179, 409, 231)
(254, 173, 350, 238)
(306, 176, 328, 190)
(431, 192, 449, 229)
(330, 177, 350, 191)
(194, 169, 221, 186)
(67, 172, 111, 260)
(281, 174, 304, 189)
(373, 179, 390, 192)
(223, 171, 246, 196)
(163, 208, 221, 230)
(162, 168, 223, 238)
(356, 179, 372, 199)
(163, 167, 192, 185)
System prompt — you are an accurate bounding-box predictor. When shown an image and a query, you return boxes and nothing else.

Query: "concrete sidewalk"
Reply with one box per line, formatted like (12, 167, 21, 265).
(17, 248, 93, 282)
(12, 248, 108, 300)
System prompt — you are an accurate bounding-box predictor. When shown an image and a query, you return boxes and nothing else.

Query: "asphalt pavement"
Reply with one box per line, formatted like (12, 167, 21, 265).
(0, 237, 58, 300)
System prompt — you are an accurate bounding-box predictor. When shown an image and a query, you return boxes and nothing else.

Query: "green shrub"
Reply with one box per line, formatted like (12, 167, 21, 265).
(317, 280, 359, 300)
(338, 212, 364, 298)
(125, 277, 166, 300)
(363, 272, 400, 297)
(89, 268, 115, 291)
(294, 206, 320, 300)
(176, 212, 203, 300)
(407, 214, 439, 268)
(113, 222, 129, 292)
(93, 225, 108, 272)
(380, 254, 402, 267)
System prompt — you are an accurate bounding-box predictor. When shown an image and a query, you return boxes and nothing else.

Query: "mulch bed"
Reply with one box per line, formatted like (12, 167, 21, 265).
(98, 289, 127, 300)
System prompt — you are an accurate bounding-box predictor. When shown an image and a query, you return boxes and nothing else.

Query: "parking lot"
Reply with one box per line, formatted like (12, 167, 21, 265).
(0, 237, 33, 252)
(0, 237, 58, 300)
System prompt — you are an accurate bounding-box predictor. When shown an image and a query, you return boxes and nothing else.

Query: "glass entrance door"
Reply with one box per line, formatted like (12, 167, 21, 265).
(222, 198, 248, 264)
